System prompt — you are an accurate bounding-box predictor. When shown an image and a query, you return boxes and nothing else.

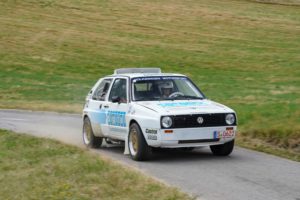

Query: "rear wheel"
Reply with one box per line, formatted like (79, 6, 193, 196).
(83, 117, 103, 148)
(128, 123, 152, 161)
(210, 140, 234, 156)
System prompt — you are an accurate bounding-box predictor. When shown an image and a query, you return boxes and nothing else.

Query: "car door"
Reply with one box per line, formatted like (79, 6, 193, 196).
(88, 78, 113, 137)
(105, 77, 129, 140)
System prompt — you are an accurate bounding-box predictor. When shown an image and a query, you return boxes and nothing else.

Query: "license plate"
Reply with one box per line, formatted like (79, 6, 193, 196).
(213, 129, 235, 139)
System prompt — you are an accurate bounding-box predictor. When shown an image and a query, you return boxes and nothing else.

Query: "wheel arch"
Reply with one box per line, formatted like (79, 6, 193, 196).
(128, 119, 149, 145)
(129, 119, 138, 126)
(82, 114, 97, 137)
(83, 114, 89, 120)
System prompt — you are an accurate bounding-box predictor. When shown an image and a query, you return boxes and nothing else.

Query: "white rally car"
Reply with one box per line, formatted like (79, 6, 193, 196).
(82, 68, 237, 161)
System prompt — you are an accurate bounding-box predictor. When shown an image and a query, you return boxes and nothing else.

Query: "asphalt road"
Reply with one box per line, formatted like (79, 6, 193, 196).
(1, 109, 299, 200)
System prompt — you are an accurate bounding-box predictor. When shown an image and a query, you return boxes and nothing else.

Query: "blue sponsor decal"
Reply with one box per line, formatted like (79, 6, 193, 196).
(91, 110, 107, 125)
(90, 110, 126, 127)
(158, 102, 206, 107)
(107, 111, 126, 127)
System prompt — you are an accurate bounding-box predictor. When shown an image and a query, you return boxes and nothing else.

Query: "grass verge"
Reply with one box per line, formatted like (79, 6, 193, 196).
(237, 135, 300, 162)
(0, 129, 193, 200)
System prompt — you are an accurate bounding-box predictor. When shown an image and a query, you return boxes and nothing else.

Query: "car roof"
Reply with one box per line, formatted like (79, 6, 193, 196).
(106, 73, 186, 79)
(99, 68, 186, 79)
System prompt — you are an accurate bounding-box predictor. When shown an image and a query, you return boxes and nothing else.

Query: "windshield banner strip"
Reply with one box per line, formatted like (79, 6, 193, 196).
(158, 102, 207, 107)
(133, 76, 186, 82)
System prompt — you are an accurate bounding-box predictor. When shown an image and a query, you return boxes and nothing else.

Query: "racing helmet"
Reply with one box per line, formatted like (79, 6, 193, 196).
(158, 81, 174, 94)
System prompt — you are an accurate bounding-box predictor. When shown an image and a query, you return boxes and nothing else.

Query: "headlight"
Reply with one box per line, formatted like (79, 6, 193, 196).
(162, 116, 172, 128)
(225, 114, 235, 125)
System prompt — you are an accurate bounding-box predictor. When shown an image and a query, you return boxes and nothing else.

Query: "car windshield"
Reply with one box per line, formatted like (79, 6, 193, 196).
(132, 76, 205, 101)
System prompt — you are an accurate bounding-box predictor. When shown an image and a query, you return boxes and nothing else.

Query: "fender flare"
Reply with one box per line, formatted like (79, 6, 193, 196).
(124, 119, 148, 155)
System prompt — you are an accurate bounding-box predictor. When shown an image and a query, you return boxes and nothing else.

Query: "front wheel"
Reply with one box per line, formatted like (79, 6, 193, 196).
(210, 140, 234, 156)
(128, 123, 152, 161)
(83, 117, 103, 148)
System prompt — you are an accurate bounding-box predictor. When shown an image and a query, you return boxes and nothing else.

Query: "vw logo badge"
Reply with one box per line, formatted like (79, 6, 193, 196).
(197, 117, 204, 124)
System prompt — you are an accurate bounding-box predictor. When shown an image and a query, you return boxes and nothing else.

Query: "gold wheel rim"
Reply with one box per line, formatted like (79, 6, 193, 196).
(129, 128, 138, 155)
(83, 122, 92, 144)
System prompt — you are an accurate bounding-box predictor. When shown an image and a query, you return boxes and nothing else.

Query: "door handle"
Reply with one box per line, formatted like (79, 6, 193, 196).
(104, 105, 109, 108)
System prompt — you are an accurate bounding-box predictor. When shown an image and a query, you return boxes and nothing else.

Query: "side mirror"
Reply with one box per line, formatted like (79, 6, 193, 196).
(111, 96, 121, 103)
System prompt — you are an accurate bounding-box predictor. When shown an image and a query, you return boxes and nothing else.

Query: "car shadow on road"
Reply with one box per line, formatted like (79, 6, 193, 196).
(150, 148, 235, 162)
(98, 145, 241, 163)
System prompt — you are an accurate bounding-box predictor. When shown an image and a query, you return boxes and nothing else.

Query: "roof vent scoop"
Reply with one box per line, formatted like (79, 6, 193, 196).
(114, 68, 161, 75)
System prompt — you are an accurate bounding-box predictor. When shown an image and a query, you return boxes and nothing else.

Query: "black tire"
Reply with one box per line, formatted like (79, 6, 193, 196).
(83, 117, 103, 148)
(128, 123, 152, 161)
(210, 140, 234, 156)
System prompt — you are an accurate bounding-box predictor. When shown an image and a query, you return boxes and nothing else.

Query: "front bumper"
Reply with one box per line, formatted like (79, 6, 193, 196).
(144, 126, 237, 148)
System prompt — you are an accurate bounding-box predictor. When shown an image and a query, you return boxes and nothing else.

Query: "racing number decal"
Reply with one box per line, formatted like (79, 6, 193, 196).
(107, 111, 126, 127)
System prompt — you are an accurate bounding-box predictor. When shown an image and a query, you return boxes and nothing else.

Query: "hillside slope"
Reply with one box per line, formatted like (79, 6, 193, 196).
(0, 0, 299, 159)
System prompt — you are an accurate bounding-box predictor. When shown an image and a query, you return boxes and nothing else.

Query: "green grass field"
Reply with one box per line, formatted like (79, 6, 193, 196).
(0, 129, 192, 200)
(0, 0, 299, 160)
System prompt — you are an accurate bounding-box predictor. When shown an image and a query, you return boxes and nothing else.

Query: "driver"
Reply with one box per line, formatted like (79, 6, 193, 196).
(158, 81, 174, 98)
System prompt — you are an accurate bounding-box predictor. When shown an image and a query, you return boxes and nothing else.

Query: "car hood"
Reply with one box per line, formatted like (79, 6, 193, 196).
(135, 99, 234, 115)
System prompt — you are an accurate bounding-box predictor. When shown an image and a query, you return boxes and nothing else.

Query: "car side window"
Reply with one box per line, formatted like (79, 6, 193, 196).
(92, 79, 112, 101)
(109, 78, 127, 103)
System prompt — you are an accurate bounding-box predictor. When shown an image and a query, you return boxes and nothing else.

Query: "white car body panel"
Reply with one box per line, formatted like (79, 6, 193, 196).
(135, 99, 234, 115)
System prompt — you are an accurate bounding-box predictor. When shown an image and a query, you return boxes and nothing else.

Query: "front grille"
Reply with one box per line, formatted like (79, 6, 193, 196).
(161, 113, 236, 129)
